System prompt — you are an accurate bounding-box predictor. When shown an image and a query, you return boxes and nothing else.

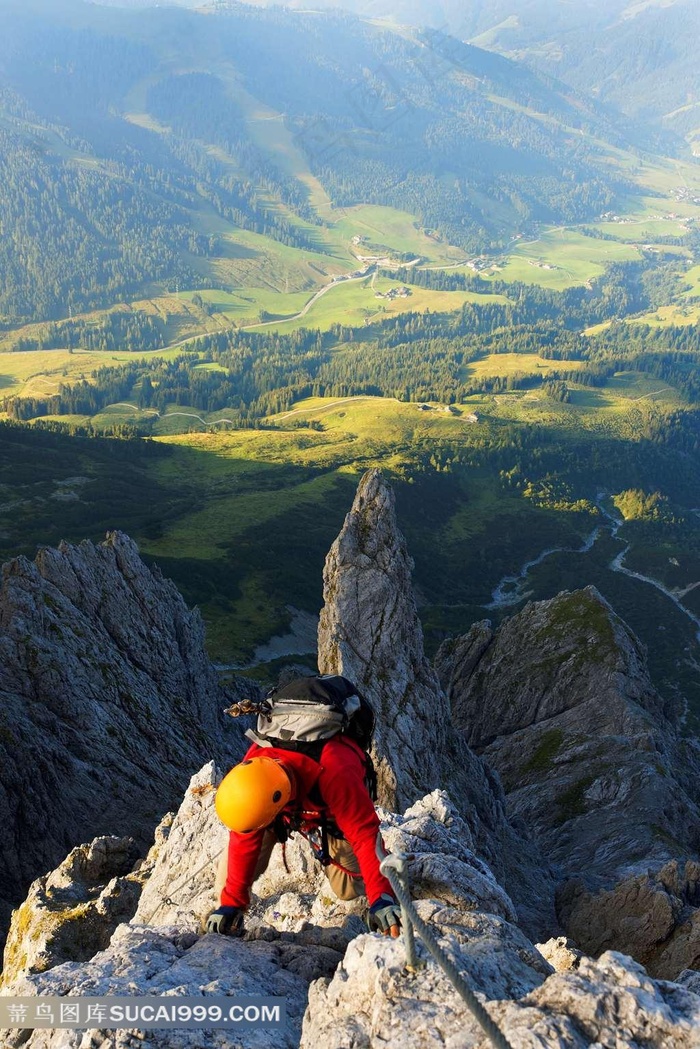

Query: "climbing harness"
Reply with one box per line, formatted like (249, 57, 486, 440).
(297, 823, 363, 880)
(380, 851, 515, 1049)
(276, 809, 363, 880)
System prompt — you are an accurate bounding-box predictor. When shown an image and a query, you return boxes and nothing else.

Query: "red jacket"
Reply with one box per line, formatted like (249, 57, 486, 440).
(220, 736, 393, 909)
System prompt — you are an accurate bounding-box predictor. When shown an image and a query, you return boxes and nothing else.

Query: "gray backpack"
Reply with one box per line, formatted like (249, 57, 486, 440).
(251, 675, 373, 746)
(224, 674, 378, 800)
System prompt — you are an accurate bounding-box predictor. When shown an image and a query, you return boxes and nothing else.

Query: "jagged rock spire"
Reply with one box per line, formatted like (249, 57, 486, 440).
(318, 469, 555, 935)
(318, 468, 445, 809)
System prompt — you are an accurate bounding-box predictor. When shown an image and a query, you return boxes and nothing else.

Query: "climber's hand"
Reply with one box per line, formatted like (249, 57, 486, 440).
(204, 906, 245, 936)
(368, 894, 402, 938)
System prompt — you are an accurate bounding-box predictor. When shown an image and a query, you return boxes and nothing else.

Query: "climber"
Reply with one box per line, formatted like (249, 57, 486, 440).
(204, 676, 402, 940)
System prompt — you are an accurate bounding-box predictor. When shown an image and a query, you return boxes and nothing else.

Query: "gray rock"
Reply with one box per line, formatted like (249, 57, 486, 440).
(317, 468, 555, 938)
(0, 532, 245, 950)
(301, 934, 700, 1049)
(558, 860, 700, 979)
(535, 937, 583, 973)
(1, 836, 142, 987)
(436, 586, 700, 883)
(3, 924, 311, 1049)
(677, 968, 700, 995)
(133, 762, 228, 933)
(439, 587, 663, 747)
(380, 792, 517, 923)
(436, 586, 700, 970)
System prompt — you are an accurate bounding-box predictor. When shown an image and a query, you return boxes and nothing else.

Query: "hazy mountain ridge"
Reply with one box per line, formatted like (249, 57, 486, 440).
(0, 0, 653, 322)
(233, 0, 699, 149)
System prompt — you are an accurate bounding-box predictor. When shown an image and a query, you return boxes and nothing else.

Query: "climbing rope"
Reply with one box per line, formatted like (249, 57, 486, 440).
(380, 853, 515, 1049)
(142, 846, 227, 925)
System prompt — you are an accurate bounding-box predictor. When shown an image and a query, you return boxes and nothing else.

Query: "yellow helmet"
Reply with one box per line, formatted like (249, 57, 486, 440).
(215, 756, 293, 834)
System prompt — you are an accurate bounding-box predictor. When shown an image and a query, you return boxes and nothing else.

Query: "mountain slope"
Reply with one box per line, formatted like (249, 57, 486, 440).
(0, 0, 650, 323)
(0, 531, 246, 951)
(240, 0, 700, 151)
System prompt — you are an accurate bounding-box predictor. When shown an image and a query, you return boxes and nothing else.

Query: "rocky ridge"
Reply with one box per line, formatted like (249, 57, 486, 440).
(2, 469, 700, 1046)
(318, 468, 555, 938)
(435, 585, 700, 975)
(0, 531, 245, 950)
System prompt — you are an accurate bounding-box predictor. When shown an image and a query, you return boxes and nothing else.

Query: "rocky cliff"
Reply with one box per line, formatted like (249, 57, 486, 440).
(318, 468, 555, 938)
(0, 531, 245, 951)
(435, 586, 700, 976)
(3, 763, 699, 1048)
(2, 469, 700, 1047)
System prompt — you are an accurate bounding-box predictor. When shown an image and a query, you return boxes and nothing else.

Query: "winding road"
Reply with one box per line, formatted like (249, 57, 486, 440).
(488, 495, 700, 641)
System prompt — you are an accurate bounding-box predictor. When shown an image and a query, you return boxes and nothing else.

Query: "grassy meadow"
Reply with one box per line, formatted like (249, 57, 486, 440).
(488, 228, 643, 289)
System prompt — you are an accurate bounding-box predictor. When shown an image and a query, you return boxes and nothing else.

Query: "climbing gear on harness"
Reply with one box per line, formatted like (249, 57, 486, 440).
(270, 805, 363, 880)
(299, 820, 363, 880)
(215, 756, 293, 833)
(368, 893, 402, 936)
(205, 905, 245, 936)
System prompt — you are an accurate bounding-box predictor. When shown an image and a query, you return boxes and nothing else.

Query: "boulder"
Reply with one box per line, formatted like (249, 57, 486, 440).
(1, 836, 142, 988)
(558, 859, 700, 980)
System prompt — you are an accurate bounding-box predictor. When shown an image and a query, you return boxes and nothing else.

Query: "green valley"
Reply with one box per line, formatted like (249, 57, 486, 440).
(1, 0, 700, 718)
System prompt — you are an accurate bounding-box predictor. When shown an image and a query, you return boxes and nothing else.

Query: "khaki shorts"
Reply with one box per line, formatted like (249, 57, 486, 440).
(215, 831, 365, 905)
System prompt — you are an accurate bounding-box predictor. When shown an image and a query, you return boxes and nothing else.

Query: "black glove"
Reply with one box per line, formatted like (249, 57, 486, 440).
(205, 906, 245, 936)
(368, 894, 402, 937)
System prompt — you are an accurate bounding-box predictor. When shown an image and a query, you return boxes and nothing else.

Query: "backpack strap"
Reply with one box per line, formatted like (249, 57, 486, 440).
(363, 749, 378, 802)
(246, 727, 272, 747)
(327, 734, 379, 802)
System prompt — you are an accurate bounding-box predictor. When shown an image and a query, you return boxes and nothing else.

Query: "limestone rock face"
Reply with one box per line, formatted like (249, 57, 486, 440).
(558, 860, 700, 980)
(133, 761, 228, 932)
(3, 924, 314, 1049)
(317, 468, 555, 938)
(436, 585, 700, 974)
(318, 468, 443, 810)
(302, 933, 700, 1049)
(436, 586, 700, 883)
(0, 532, 244, 948)
(2, 836, 142, 988)
(439, 586, 664, 746)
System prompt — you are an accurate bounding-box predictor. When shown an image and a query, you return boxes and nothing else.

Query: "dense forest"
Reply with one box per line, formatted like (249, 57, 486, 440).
(7, 259, 700, 444)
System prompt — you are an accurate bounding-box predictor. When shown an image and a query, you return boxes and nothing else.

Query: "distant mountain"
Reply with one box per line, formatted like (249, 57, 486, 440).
(240, 0, 700, 151)
(0, 0, 650, 323)
(92, 0, 205, 5)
